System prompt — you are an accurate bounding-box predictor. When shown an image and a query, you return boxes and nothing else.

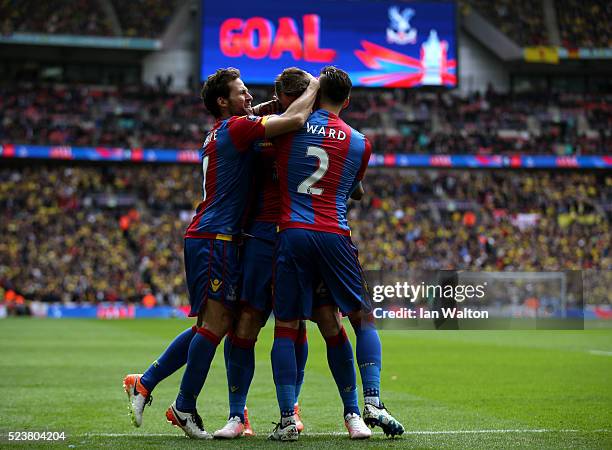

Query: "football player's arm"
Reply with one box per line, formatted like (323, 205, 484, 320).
(355, 138, 373, 181)
(350, 181, 364, 201)
(263, 74, 319, 139)
(252, 97, 281, 116)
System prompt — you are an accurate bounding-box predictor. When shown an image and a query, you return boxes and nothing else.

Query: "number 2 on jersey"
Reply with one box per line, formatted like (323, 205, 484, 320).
(297, 146, 328, 196)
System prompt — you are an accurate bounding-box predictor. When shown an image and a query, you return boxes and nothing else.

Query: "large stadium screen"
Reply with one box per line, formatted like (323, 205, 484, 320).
(200, 0, 457, 88)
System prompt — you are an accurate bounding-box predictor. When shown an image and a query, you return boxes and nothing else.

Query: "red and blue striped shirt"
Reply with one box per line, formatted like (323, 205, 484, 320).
(185, 115, 267, 238)
(274, 109, 371, 236)
(250, 140, 280, 224)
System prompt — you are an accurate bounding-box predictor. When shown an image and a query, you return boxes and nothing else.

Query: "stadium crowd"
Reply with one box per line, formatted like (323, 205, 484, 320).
(556, 0, 612, 48)
(0, 164, 196, 306)
(2, 0, 610, 47)
(0, 84, 210, 150)
(467, 0, 611, 48)
(0, 0, 177, 38)
(351, 170, 610, 272)
(1, 84, 610, 155)
(110, 0, 179, 38)
(0, 163, 609, 307)
(466, 0, 548, 46)
(0, 0, 113, 36)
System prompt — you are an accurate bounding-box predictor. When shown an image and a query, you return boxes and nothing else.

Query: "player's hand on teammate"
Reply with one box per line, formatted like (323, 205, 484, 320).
(305, 72, 320, 88)
(253, 98, 282, 116)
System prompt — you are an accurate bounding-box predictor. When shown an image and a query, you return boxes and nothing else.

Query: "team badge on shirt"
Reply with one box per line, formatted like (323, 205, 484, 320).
(211, 279, 222, 292)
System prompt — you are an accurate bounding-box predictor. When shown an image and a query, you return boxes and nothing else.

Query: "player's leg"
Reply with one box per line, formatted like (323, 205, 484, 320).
(139, 326, 197, 391)
(269, 229, 313, 441)
(217, 230, 275, 438)
(216, 306, 265, 438)
(311, 305, 364, 433)
(166, 238, 240, 439)
(345, 242, 404, 437)
(167, 299, 234, 439)
(123, 326, 197, 427)
(312, 232, 372, 439)
(270, 318, 300, 441)
(123, 237, 213, 427)
(347, 311, 382, 404)
(347, 310, 404, 436)
(293, 320, 308, 432)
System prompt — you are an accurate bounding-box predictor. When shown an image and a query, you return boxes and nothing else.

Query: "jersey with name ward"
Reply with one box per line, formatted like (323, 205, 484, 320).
(274, 109, 371, 235)
(185, 114, 268, 238)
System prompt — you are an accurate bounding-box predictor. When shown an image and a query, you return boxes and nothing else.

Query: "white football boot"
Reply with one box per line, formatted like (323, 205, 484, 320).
(268, 418, 299, 441)
(363, 402, 405, 437)
(165, 402, 212, 439)
(122, 374, 152, 427)
(213, 416, 244, 439)
(344, 413, 372, 439)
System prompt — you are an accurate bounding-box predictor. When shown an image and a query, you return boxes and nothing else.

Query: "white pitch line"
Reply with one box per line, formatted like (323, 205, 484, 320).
(589, 350, 612, 356)
(85, 433, 171, 437)
(306, 430, 611, 436)
(83, 429, 610, 438)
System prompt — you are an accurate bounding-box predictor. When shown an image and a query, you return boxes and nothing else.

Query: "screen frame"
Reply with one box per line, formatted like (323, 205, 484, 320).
(198, 0, 459, 90)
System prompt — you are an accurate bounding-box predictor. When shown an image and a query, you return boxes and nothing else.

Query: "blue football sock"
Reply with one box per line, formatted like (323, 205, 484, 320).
(223, 333, 256, 423)
(294, 325, 308, 404)
(140, 326, 196, 392)
(175, 328, 221, 412)
(271, 326, 298, 418)
(352, 319, 382, 406)
(325, 327, 359, 417)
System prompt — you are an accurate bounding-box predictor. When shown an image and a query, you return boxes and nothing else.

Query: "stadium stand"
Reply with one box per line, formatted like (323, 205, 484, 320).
(0, 164, 196, 306)
(2, 0, 609, 47)
(465, 0, 549, 46)
(466, 0, 612, 48)
(344, 89, 612, 155)
(0, 0, 177, 37)
(110, 0, 179, 38)
(1, 84, 609, 155)
(0, 0, 113, 36)
(351, 170, 610, 272)
(0, 164, 609, 306)
(555, 0, 612, 48)
(0, 84, 210, 150)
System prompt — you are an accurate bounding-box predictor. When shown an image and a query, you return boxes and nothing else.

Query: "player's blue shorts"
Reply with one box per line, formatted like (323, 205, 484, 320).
(184, 237, 241, 317)
(273, 228, 370, 321)
(241, 221, 276, 315)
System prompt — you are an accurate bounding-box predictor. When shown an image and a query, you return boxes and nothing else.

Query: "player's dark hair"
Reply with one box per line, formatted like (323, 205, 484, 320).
(200, 67, 241, 118)
(319, 66, 352, 106)
(275, 67, 309, 98)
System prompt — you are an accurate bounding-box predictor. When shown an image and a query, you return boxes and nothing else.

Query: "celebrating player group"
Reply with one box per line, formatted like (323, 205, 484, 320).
(123, 65, 405, 441)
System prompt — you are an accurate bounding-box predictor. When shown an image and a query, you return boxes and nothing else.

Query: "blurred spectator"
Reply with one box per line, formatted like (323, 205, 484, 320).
(0, 164, 609, 306)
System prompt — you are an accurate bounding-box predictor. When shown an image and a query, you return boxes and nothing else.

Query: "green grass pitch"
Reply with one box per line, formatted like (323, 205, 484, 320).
(1, 318, 611, 449)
